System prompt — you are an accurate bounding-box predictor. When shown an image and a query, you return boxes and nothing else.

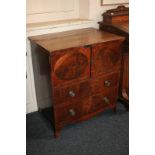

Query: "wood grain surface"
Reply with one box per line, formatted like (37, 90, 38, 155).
(29, 28, 124, 53)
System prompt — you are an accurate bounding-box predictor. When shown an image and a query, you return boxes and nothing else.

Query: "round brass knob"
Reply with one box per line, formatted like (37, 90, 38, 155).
(104, 80, 111, 87)
(69, 109, 76, 116)
(69, 90, 75, 97)
(103, 97, 110, 104)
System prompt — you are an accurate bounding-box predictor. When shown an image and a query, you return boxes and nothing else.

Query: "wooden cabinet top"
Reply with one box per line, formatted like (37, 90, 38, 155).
(29, 28, 124, 53)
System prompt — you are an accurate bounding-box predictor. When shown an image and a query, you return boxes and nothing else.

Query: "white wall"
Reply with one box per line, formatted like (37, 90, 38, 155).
(79, 0, 89, 19)
(27, 0, 128, 24)
(27, 0, 79, 23)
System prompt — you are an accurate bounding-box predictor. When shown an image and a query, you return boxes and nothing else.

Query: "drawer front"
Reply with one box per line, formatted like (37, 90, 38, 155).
(91, 88, 118, 112)
(54, 98, 91, 124)
(51, 47, 90, 87)
(53, 80, 91, 106)
(91, 72, 120, 95)
(91, 41, 122, 77)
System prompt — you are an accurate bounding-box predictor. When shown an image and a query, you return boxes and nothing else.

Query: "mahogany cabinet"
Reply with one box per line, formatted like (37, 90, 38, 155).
(98, 5, 129, 110)
(29, 28, 124, 138)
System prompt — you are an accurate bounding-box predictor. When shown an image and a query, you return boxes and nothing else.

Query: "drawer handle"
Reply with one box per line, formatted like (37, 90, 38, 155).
(104, 80, 111, 87)
(69, 109, 76, 116)
(103, 97, 110, 104)
(69, 90, 76, 97)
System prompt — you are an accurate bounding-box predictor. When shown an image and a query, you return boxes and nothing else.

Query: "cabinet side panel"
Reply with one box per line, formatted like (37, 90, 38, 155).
(31, 43, 53, 109)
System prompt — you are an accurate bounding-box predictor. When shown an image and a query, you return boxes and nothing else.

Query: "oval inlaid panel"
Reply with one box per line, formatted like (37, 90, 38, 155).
(54, 52, 88, 80)
(96, 48, 121, 69)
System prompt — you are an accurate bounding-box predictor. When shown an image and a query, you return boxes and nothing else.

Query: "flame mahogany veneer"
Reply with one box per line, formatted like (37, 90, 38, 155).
(30, 28, 124, 138)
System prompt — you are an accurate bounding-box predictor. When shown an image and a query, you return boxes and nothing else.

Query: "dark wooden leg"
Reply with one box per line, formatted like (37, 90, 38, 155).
(54, 127, 61, 138)
(38, 108, 43, 112)
(112, 105, 117, 113)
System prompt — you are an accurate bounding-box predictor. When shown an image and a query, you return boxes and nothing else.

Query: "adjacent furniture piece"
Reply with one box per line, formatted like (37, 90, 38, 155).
(29, 28, 124, 138)
(98, 5, 129, 110)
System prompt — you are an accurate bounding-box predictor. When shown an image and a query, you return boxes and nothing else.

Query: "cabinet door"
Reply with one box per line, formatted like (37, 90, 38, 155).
(51, 47, 90, 87)
(91, 41, 122, 77)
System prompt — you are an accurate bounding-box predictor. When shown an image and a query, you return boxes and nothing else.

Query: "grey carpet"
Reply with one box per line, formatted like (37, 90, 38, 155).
(26, 102, 129, 155)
